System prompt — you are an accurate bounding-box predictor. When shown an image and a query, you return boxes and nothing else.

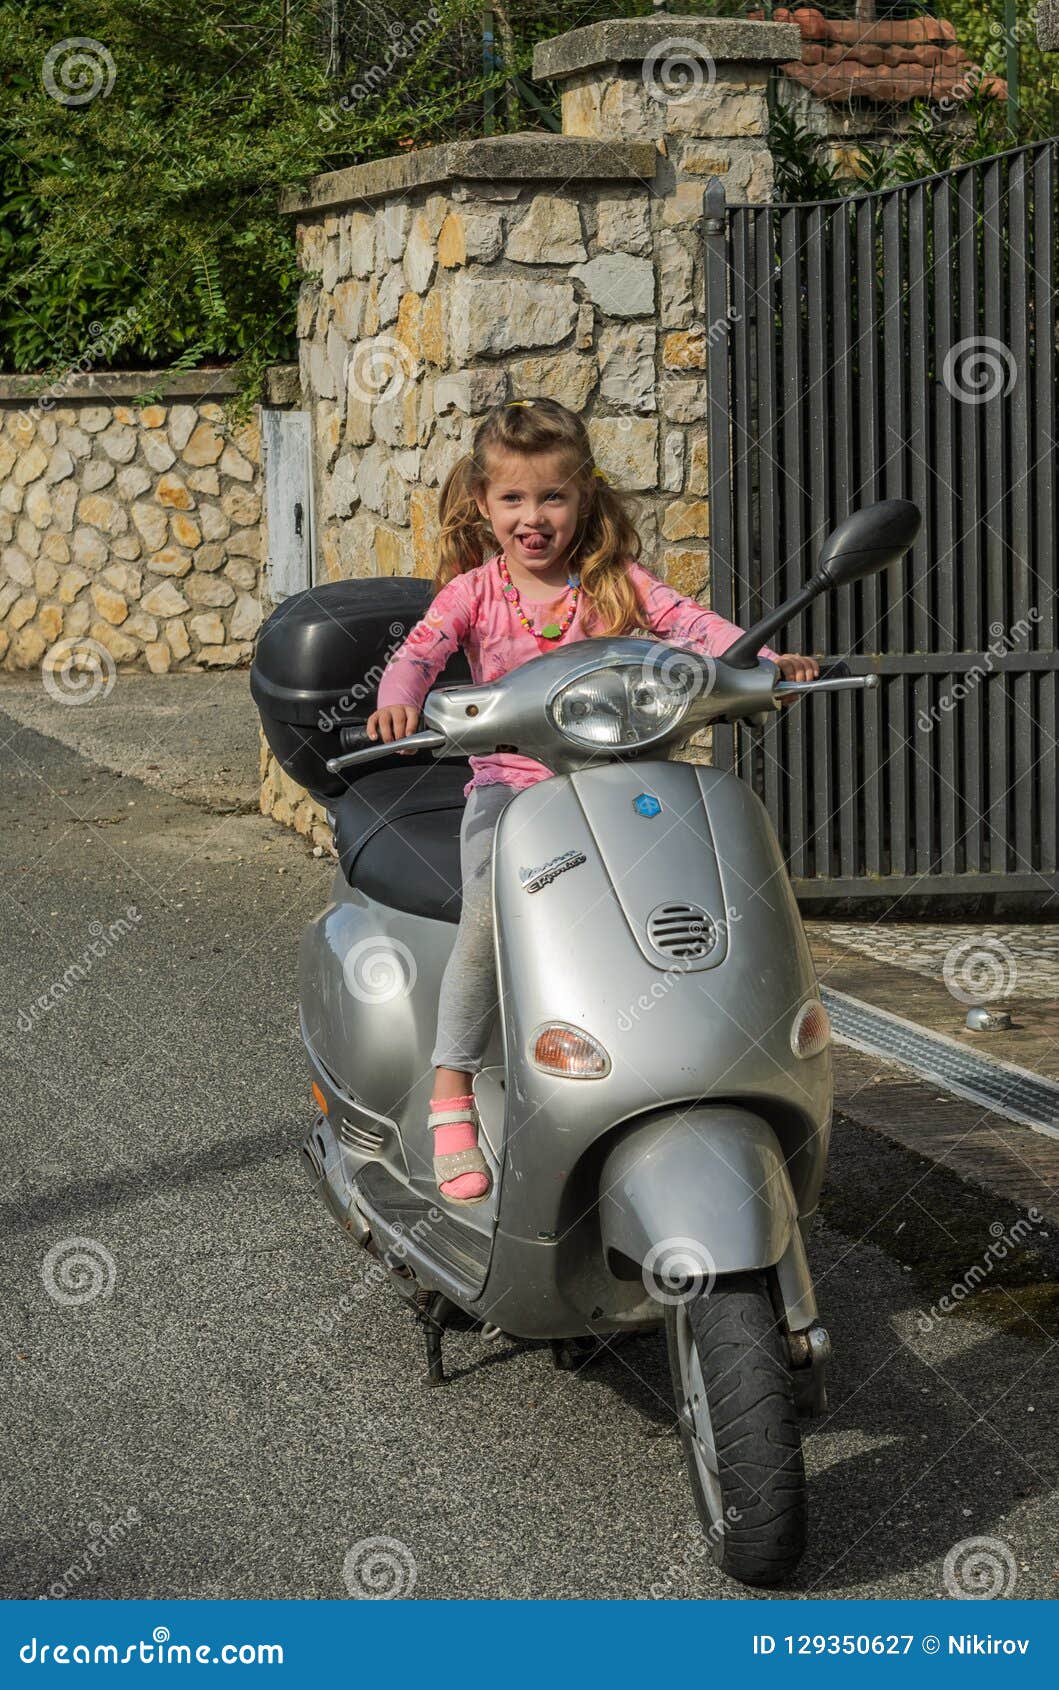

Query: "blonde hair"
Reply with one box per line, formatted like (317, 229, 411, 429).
(432, 396, 646, 637)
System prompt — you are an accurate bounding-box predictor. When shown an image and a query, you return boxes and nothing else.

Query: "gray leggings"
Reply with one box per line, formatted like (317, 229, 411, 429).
(430, 781, 518, 1073)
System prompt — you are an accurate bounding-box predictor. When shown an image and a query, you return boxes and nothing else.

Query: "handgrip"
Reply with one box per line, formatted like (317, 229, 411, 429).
(326, 728, 447, 774)
(339, 724, 374, 752)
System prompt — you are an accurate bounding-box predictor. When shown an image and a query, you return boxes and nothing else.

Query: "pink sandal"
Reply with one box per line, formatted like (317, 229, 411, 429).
(429, 1093, 492, 1206)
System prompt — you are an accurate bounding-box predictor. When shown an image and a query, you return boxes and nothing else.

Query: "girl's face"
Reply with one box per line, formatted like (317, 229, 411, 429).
(475, 448, 585, 579)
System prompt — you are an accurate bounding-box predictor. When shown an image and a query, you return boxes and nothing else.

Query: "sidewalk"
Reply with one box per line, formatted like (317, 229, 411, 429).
(810, 923, 1059, 1227)
(0, 670, 261, 815)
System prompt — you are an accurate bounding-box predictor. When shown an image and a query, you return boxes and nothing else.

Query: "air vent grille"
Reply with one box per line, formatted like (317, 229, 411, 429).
(339, 1116, 386, 1156)
(646, 902, 717, 960)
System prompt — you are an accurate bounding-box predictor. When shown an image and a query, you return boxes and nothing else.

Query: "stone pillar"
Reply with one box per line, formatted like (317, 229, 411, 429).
(1039, 1, 1059, 51)
(534, 17, 798, 593)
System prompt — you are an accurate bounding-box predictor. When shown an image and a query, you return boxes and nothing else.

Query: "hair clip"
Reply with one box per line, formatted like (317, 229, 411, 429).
(508, 398, 534, 408)
(593, 466, 608, 483)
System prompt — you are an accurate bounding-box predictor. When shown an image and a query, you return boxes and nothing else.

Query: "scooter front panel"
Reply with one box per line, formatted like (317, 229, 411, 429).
(491, 763, 829, 1246)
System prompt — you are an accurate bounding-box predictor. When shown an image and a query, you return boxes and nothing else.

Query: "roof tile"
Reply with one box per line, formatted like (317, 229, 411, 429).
(755, 6, 1005, 104)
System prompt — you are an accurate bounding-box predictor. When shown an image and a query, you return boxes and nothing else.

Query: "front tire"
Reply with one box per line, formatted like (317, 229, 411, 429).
(666, 1272, 807, 1587)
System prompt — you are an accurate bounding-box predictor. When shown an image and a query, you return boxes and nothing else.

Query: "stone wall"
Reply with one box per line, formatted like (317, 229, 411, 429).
(0, 372, 267, 675)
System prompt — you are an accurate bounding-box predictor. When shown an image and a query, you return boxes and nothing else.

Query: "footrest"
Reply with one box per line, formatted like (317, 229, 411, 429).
(354, 1162, 492, 1296)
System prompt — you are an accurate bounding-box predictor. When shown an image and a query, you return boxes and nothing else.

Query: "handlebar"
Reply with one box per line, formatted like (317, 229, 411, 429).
(323, 669, 879, 775)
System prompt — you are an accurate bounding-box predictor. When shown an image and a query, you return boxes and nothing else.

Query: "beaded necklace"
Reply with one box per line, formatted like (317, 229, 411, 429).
(497, 551, 581, 640)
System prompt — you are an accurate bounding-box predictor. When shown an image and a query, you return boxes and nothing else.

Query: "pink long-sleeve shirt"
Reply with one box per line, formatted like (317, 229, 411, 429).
(376, 552, 779, 797)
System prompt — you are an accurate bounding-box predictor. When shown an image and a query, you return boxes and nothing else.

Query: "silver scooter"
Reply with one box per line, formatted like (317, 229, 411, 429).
(252, 498, 920, 1588)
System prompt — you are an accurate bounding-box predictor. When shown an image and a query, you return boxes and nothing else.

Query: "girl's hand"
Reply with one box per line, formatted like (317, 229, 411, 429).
(366, 704, 421, 753)
(774, 653, 820, 701)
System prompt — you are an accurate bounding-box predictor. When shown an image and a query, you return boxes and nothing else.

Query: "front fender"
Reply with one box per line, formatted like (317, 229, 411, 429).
(598, 1107, 798, 1276)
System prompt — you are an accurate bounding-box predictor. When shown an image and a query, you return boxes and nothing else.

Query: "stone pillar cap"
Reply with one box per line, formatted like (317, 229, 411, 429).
(533, 17, 802, 82)
(280, 134, 657, 216)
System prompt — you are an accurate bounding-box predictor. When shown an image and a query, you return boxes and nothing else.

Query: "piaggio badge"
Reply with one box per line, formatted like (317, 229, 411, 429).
(633, 793, 662, 818)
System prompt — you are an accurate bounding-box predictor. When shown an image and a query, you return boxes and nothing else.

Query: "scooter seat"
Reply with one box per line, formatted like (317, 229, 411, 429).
(331, 763, 467, 923)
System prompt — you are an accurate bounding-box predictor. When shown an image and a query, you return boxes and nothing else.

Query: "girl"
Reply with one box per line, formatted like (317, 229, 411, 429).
(367, 396, 818, 1207)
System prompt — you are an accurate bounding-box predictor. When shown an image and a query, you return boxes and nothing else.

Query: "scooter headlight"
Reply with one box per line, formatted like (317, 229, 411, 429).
(548, 660, 696, 749)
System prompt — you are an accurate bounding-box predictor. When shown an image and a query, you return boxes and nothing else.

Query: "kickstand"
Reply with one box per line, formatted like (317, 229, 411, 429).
(418, 1293, 447, 1387)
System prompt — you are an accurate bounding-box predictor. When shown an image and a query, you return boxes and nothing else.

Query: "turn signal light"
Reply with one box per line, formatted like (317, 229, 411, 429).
(311, 1081, 329, 1115)
(531, 1023, 611, 1078)
(790, 999, 831, 1059)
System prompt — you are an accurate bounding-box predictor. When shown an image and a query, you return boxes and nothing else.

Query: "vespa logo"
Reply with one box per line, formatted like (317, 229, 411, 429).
(519, 848, 587, 895)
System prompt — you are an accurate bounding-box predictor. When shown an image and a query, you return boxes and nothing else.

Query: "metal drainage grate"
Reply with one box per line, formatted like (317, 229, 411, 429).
(823, 987, 1059, 1141)
(646, 902, 717, 960)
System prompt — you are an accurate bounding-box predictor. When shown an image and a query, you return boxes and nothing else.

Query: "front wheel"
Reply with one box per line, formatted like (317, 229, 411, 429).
(665, 1272, 807, 1587)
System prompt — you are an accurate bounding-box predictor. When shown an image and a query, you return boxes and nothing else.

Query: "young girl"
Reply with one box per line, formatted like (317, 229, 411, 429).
(367, 396, 818, 1207)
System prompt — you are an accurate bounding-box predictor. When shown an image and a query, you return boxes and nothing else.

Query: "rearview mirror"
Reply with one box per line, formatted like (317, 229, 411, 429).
(813, 499, 922, 589)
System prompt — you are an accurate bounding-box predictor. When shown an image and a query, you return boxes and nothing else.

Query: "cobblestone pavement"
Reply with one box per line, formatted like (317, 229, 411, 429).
(825, 923, 1059, 1004)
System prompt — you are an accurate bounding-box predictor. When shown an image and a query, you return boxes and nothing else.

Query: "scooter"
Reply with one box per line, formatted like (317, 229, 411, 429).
(251, 498, 920, 1588)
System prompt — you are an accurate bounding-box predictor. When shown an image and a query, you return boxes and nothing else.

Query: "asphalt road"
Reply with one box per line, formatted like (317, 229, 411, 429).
(2, 697, 1055, 1601)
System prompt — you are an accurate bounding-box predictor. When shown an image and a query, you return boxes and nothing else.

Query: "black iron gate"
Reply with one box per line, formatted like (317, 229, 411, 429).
(703, 139, 1059, 907)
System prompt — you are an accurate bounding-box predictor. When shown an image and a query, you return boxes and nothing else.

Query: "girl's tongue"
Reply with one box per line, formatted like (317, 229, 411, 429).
(518, 533, 550, 555)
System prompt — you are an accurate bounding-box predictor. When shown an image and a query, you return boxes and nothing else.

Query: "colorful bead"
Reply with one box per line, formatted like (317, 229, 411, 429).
(497, 553, 580, 639)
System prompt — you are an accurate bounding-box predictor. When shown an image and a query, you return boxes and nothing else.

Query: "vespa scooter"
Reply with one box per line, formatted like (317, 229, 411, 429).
(251, 498, 920, 1587)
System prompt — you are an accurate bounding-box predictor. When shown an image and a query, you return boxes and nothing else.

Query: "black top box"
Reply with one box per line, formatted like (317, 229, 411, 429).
(250, 579, 471, 800)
